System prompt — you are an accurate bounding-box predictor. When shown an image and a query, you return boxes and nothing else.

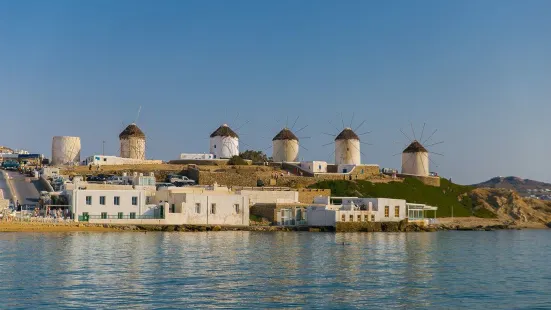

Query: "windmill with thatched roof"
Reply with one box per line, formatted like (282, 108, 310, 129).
(210, 124, 239, 159)
(398, 123, 443, 177)
(119, 123, 146, 160)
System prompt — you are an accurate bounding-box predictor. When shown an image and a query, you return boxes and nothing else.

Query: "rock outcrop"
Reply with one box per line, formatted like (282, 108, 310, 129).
(468, 188, 551, 225)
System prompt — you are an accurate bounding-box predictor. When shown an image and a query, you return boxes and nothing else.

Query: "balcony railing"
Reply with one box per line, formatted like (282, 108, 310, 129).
(86, 215, 163, 220)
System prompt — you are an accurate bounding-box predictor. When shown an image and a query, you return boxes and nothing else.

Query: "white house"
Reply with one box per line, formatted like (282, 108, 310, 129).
(337, 164, 356, 174)
(154, 184, 249, 226)
(342, 198, 408, 222)
(82, 155, 162, 166)
(68, 187, 151, 221)
(305, 196, 372, 227)
(179, 153, 215, 160)
(300, 161, 328, 174)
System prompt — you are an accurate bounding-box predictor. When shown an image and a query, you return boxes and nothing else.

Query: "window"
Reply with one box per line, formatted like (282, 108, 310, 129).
(103, 158, 107, 162)
(234, 204, 240, 214)
(132, 196, 138, 206)
(361, 169, 364, 174)
(395, 206, 400, 218)
(101, 212, 107, 219)
(118, 212, 123, 219)
(357, 215, 361, 222)
(114, 196, 120, 206)
(214, 145, 217, 149)
(371, 214, 375, 221)
(100, 196, 105, 205)
(130, 212, 136, 219)
(195, 203, 201, 214)
(85, 196, 92, 205)
(211, 203, 216, 214)
(341, 214, 346, 222)
(364, 215, 368, 222)
(350, 214, 354, 222)
(384, 206, 389, 217)
(170, 204, 176, 213)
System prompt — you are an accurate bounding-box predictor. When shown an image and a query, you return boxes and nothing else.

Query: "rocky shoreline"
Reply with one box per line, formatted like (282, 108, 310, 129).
(0, 219, 544, 233)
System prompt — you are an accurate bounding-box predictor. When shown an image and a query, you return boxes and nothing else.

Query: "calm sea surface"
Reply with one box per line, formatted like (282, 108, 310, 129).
(0, 230, 550, 309)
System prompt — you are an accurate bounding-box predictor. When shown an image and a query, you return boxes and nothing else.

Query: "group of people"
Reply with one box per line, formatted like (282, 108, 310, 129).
(44, 207, 71, 220)
(271, 171, 291, 180)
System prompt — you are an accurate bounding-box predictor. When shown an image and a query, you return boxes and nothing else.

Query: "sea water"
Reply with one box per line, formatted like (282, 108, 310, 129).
(0, 230, 550, 309)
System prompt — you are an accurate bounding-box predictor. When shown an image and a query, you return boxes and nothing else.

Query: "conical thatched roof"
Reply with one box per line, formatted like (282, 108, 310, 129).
(335, 128, 359, 141)
(403, 140, 427, 153)
(119, 123, 145, 139)
(273, 128, 298, 141)
(210, 124, 239, 138)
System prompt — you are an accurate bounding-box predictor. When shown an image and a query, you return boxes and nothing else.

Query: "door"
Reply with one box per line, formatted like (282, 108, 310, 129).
(83, 212, 89, 222)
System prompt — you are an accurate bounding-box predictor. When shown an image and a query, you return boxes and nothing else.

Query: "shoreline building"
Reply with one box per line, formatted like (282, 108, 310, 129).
(120, 123, 146, 160)
(272, 128, 299, 163)
(401, 140, 429, 176)
(335, 128, 361, 165)
(209, 124, 239, 159)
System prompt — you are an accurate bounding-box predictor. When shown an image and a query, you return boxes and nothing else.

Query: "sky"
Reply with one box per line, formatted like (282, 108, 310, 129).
(1, 0, 550, 185)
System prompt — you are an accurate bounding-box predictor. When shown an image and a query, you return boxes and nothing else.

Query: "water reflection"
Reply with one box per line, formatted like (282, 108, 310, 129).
(0, 231, 550, 309)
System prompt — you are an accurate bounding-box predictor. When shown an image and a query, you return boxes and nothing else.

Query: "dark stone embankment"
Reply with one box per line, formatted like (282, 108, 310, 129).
(95, 221, 518, 232)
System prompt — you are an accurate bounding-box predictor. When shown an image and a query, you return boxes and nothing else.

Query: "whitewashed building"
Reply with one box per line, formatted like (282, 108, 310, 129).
(82, 155, 162, 166)
(154, 184, 249, 226)
(300, 161, 328, 174)
(179, 153, 215, 160)
(68, 187, 151, 221)
(305, 196, 373, 227)
(302, 196, 431, 228)
(341, 197, 407, 222)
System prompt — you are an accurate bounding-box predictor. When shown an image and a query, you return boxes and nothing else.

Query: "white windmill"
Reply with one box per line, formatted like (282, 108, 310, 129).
(396, 123, 443, 177)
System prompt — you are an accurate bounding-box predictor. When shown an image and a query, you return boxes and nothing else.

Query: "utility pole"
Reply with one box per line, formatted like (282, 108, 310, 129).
(102, 141, 105, 156)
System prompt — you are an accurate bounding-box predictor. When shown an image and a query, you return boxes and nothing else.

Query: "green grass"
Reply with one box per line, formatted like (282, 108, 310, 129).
(310, 177, 475, 217)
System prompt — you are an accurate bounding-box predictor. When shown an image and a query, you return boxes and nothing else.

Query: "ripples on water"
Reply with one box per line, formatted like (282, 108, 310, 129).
(0, 231, 550, 309)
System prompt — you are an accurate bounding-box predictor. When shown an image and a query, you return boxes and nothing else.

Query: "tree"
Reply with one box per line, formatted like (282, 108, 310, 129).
(227, 155, 248, 165)
(239, 150, 269, 163)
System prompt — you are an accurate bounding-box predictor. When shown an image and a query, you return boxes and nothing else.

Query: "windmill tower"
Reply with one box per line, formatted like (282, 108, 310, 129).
(398, 124, 443, 177)
(335, 128, 361, 165)
(51, 136, 81, 165)
(210, 124, 239, 159)
(272, 128, 299, 162)
(401, 141, 429, 176)
(119, 123, 146, 160)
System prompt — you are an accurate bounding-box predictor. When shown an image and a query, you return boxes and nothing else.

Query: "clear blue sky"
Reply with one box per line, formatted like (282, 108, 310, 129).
(1, 0, 550, 184)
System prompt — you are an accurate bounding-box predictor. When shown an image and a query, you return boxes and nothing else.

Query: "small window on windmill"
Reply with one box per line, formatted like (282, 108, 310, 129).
(214, 145, 217, 149)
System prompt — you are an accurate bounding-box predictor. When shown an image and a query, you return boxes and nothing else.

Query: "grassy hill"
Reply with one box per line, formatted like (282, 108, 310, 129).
(310, 177, 481, 218)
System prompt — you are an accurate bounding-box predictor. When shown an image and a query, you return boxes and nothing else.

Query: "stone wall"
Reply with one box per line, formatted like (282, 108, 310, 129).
(298, 189, 331, 203)
(397, 174, 441, 187)
(188, 164, 389, 189)
(336, 220, 409, 232)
